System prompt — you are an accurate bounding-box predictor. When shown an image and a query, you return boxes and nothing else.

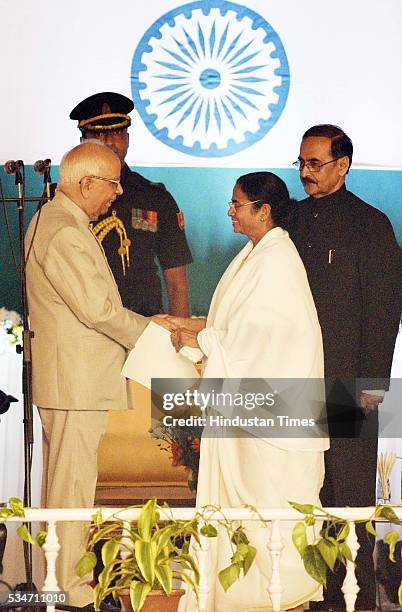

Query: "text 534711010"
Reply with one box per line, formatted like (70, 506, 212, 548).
(0, 591, 68, 606)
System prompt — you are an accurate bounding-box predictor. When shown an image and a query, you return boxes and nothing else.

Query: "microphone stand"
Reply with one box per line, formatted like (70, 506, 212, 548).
(1, 162, 52, 603)
(14, 166, 35, 591)
(43, 167, 52, 202)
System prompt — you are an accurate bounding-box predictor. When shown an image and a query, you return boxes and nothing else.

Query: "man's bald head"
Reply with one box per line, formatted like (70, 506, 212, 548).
(58, 142, 123, 220)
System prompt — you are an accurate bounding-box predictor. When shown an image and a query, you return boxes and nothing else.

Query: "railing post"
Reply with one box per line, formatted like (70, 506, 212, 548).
(267, 519, 284, 612)
(196, 533, 210, 612)
(342, 521, 360, 612)
(120, 520, 131, 560)
(42, 520, 61, 612)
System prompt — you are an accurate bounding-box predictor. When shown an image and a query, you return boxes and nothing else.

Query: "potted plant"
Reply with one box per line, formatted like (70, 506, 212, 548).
(76, 498, 256, 612)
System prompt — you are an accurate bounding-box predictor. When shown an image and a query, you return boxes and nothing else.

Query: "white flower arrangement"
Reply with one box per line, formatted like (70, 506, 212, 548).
(0, 308, 23, 351)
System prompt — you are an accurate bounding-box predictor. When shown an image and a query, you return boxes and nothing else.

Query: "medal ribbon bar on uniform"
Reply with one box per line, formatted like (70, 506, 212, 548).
(132, 208, 158, 232)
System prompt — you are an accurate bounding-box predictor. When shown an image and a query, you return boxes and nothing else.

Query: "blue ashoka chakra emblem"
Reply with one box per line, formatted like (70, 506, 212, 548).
(131, 1, 290, 157)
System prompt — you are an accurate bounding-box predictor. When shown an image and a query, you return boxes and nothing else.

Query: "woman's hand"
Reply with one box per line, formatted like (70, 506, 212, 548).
(171, 328, 200, 352)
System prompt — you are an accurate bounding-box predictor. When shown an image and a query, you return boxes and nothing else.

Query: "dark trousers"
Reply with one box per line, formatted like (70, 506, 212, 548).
(319, 390, 379, 610)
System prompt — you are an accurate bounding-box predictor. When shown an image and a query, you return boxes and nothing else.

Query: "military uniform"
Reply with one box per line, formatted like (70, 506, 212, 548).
(291, 184, 402, 610)
(92, 164, 192, 315)
(69, 91, 193, 317)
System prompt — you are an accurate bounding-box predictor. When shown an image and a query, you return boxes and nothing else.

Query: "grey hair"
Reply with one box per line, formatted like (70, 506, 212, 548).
(59, 141, 117, 185)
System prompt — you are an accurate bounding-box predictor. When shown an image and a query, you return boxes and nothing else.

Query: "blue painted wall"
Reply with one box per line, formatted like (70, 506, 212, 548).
(1, 167, 401, 314)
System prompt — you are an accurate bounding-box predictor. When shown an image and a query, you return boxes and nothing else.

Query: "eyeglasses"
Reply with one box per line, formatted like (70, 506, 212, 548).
(292, 157, 343, 172)
(79, 175, 121, 186)
(228, 198, 262, 210)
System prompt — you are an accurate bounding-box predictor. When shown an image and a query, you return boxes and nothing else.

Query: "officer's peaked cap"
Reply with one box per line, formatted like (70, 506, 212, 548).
(70, 92, 134, 133)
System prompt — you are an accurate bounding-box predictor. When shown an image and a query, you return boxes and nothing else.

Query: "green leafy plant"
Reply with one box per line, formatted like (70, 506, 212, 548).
(0, 498, 46, 547)
(290, 501, 402, 605)
(217, 524, 256, 592)
(76, 499, 256, 612)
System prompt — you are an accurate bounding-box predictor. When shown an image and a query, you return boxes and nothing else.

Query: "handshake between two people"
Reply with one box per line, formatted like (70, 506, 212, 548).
(150, 315, 207, 353)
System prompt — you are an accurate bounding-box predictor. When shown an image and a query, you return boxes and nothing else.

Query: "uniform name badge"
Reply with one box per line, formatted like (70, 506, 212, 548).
(132, 208, 158, 232)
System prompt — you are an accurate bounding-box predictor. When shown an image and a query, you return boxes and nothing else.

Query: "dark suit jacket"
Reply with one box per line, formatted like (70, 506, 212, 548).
(290, 185, 401, 384)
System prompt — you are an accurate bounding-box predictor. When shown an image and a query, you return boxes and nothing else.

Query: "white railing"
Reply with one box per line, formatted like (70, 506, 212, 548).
(6, 506, 402, 612)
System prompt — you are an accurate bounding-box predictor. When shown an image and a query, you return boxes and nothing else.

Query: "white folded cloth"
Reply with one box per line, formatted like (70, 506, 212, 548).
(179, 346, 204, 363)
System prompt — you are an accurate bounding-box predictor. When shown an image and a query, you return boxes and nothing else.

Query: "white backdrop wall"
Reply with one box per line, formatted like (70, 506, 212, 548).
(1, 0, 402, 167)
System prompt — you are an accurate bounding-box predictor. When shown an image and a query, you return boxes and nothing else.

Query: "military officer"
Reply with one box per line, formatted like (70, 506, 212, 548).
(70, 92, 193, 316)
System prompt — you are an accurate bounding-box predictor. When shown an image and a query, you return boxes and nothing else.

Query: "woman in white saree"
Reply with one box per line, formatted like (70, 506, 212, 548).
(164, 172, 328, 611)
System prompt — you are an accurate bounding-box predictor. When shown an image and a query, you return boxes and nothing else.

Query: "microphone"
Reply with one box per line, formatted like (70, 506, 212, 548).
(34, 159, 52, 200)
(34, 159, 51, 175)
(4, 160, 23, 175)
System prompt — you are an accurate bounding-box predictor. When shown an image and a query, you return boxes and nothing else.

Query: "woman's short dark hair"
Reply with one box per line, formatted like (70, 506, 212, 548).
(303, 124, 353, 172)
(236, 171, 294, 229)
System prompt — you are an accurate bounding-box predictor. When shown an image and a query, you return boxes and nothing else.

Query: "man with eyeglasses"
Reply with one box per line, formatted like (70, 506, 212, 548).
(25, 142, 150, 610)
(69, 92, 192, 317)
(290, 124, 401, 611)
